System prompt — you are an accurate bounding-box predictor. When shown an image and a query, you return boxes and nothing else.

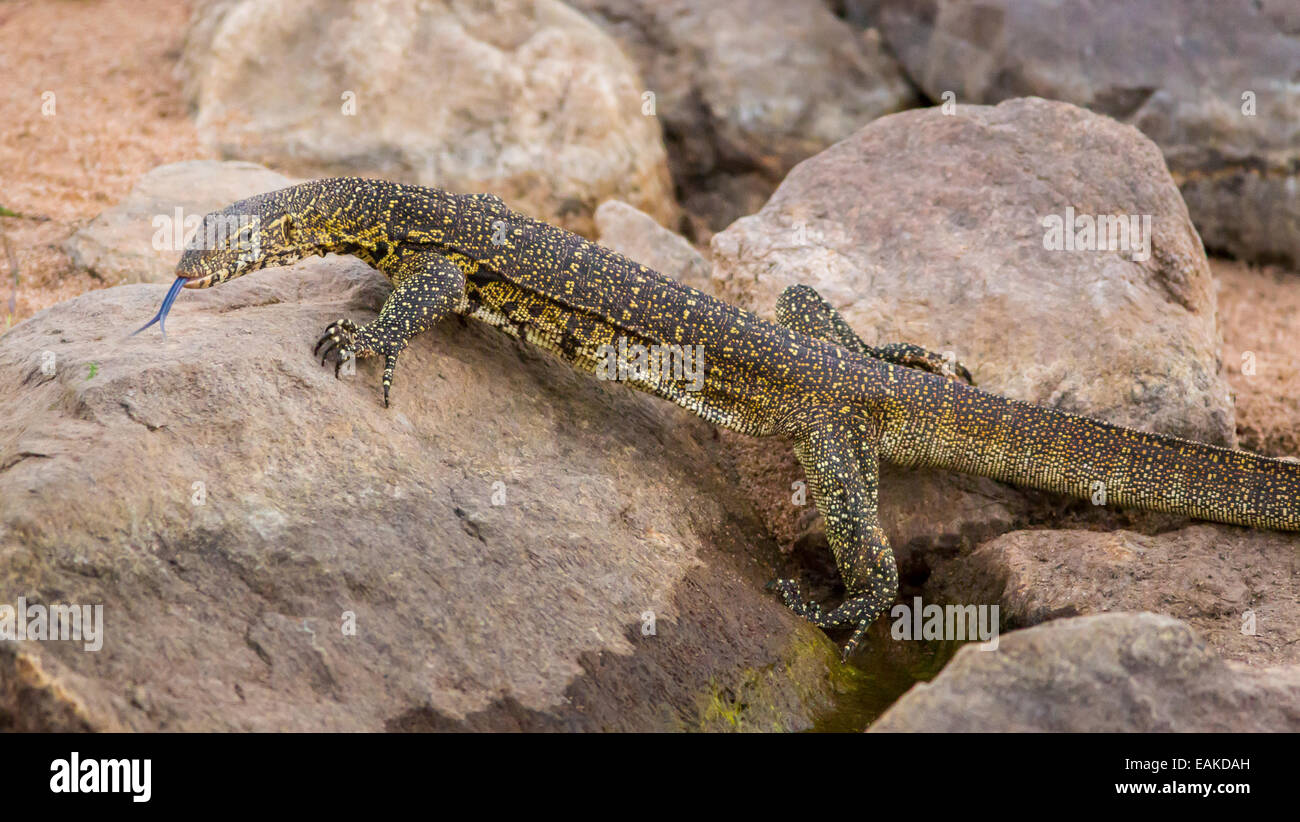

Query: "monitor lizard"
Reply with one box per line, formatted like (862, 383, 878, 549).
(134, 177, 1300, 659)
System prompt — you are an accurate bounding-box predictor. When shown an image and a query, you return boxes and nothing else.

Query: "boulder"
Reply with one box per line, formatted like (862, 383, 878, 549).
(869, 613, 1300, 732)
(64, 161, 296, 285)
(711, 97, 1233, 446)
(178, 0, 677, 237)
(927, 526, 1300, 667)
(0, 255, 861, 731)
(877, 0, 1300, 267)
(569, 0, 917, 234)
(709, 97, 1235, 570)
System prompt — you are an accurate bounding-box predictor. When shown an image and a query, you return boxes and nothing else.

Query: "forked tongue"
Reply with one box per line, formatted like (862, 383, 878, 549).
(131, 276, 188, 339)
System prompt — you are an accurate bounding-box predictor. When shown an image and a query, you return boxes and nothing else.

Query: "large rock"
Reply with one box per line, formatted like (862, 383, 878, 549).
(869, 613, 1300, 732)
(178, 0, 676, 237)
(709, 97, 1235, 573)
(0, 256, 862, 732)
(711, 97, 1233, 446)
(877, 0, 1300, 267)
(569, 0, 917, 235)
(64, 161, 296, 285)
(927, 526, 1300, 667)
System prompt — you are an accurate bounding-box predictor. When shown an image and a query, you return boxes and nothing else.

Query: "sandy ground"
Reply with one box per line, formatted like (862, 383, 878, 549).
(1, 0, 1295, 457)
(1215, 258, 1300, 458)
(0, 0, 205, 327)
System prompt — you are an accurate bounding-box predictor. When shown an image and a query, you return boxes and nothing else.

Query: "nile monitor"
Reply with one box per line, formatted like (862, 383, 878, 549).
(134, 177, 1300, 659)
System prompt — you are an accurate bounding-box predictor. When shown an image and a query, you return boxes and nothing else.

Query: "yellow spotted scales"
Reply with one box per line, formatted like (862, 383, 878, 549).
(170, 178, 1300, 659)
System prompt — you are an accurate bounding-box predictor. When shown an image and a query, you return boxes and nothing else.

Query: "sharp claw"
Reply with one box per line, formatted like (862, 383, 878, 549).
(319, 340, 337, 364)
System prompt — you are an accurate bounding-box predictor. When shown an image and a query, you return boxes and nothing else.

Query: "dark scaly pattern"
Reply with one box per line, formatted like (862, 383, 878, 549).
(167, 177, 1300, 659)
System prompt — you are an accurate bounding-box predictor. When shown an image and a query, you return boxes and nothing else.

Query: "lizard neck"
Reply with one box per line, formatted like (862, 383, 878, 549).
(286, 177, 458, 269)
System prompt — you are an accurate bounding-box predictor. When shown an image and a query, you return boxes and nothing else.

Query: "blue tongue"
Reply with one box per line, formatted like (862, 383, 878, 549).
(131, 276, 188, 339)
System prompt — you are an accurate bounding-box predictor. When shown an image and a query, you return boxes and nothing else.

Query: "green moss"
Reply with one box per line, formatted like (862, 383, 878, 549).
(691, 624, 852, 732)
(686, 619, 973, 732)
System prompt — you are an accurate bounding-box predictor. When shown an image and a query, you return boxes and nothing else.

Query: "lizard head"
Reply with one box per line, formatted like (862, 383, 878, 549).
(176, 187, 323, 290)
(132, 183, 332, 338)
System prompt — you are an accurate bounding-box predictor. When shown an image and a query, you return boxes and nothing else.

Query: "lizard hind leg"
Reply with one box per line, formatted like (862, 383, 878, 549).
(774, 283, 974, 384)
(775, 412, 899, 660)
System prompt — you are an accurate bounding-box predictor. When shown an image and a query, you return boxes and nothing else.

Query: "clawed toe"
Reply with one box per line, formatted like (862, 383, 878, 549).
(318, 339, 338, 364)
(313, 318, 359, 378)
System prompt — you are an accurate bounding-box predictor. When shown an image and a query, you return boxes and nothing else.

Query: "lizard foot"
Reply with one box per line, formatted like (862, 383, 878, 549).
(313, 318, 402, 407)
(768, 579, 887, 661)
(314, 318, 361, 377)
(873, 343, 975, 385)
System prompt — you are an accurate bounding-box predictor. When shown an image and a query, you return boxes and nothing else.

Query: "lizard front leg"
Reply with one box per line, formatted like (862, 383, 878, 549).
(315, 250, 466, 406)
(772, 410, 898, 660)
(775, 284, 974, 384)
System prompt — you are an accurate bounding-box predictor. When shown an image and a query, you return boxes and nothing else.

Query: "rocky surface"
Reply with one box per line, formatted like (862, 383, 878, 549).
(178, 0, 676, 237)
(709, 97, 1238, 587)
(711, 97, 1234, 447)
(594, 200, 713, 295)
(869, 613, 1300, 732)
(64, 161, 296, 285)
(927, 526, 1300, 668)
(0, 256, 861, 732)
(5, 0, 1300, 736)
(569, 0, 917, 236)
(875, 0, 1300, 268)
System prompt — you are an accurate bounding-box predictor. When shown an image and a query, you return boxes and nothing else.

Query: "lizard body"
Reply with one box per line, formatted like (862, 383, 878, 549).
(153, 177, 1300, 658)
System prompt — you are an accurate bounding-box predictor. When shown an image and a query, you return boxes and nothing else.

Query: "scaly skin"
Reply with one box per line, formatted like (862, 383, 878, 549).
(162, 177, 1300, 659)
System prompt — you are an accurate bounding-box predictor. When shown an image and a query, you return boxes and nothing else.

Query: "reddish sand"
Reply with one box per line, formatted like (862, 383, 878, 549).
(1214, 258, 1300, 458)
(0, 0, 206, 326)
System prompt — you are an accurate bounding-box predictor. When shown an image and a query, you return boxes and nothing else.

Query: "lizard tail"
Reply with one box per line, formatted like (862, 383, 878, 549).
(880, 374, 1300, 531)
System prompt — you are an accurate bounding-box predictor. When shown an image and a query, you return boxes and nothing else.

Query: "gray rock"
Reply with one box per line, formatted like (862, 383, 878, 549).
(711, 97, 1234, 447)
(877, 0, 1300, 267)
(594, 200, 713, 294)
(569, 0, 918, 233)
(709, 97, 1236, 569)
(869, 613, 1300, 732)
(178, 0, 677, 237)
(0, 255, 857, 731)
(927, 525, 1300, 668)
(64, 161, 295, 285)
